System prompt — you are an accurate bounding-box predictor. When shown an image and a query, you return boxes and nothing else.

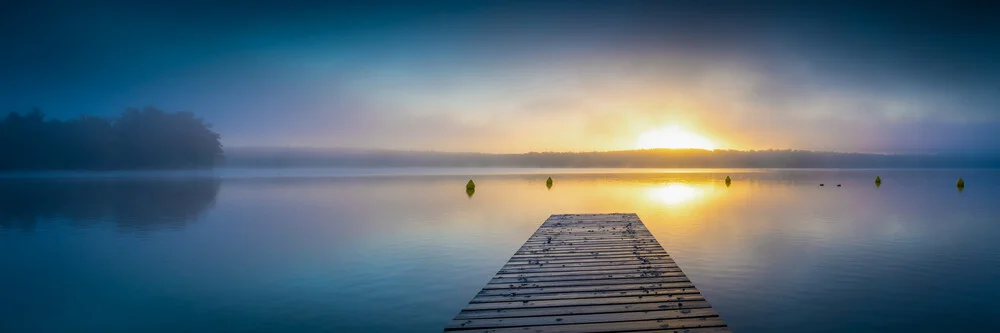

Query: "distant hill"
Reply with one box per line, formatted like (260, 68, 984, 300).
(225, 147, 1000, 169)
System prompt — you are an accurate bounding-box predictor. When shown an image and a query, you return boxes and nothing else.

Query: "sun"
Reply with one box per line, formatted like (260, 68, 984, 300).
(636, 126, 716, 150)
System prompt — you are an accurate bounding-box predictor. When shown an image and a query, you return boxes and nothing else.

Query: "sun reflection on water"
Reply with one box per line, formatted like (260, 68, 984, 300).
(646, 183, 705, 206)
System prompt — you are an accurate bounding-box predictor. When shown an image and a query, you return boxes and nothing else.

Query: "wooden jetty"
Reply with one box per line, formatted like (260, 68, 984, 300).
(445, 213, 729, 332)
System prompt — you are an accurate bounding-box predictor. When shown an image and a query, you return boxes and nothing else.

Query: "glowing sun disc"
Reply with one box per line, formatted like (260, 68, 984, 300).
(636, 126, 715, 150)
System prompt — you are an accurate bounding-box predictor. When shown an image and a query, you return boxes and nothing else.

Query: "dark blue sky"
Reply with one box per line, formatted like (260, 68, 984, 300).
(3, 1, 999, 152)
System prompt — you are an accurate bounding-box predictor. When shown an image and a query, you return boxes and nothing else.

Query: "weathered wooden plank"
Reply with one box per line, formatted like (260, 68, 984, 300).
(484, 276, 690, 289)
(456, 301, 713, 321)
(516, 248, 664, 254)
(506, 256, 671, 264)
(450, 307, 718, 329)
(521, 239, 659, 246)
(526, 234, 656, 239)
(471, 286, 701, 303)
(462, 294, 706, 311)
(501, 259, 675, 270)
(505, 256, 669, 266)
(520, 242, 660, 248)
(520, 239, 656, 246)
(533, 228, 642, 231)
(491, 271, 687, 284)
(532, 227, 648, 231)
(532, 229, 647, 233)
(494, 266, 681, 278)
(476, 282, 697, 296)
(515, 248, 664, 256)
(531, 228, 651, 233)
(447, 316, 728, 332)
(513, 248, 666, 255)
(515, 248, 664, 255)
(507, 253, 669, 262)
(535, 227, 648, 231)
(446, 214, 726, 332)
(506, 257, 669, 264)
(498, 263, 677, 274)
(506, 255, 669, 262)
(524, 234, 654, 240)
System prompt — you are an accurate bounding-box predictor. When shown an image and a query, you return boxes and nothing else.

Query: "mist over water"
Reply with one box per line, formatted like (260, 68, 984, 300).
(1, 169, 999, 332)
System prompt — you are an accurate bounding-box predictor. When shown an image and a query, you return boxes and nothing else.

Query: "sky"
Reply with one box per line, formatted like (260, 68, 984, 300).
(2, 0, 999, 153)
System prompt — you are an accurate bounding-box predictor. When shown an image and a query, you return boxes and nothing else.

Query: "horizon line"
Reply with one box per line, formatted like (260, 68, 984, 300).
(223, 146, 1000, 156)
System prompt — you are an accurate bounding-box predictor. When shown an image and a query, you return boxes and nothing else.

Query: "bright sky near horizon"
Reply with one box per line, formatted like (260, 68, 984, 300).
(3, 1, 999, 153)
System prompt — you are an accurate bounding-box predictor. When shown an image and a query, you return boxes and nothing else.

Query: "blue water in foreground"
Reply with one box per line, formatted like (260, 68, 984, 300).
(2, 168, 999, 332)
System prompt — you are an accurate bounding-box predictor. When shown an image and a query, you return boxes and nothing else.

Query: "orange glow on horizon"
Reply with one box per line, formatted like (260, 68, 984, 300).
(636, 126, 717, 150)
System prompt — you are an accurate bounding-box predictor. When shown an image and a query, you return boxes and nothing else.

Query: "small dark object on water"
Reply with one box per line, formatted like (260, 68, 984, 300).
(837, 184, 841, 187)
(820, 184, 825, 186)
(546, 177, 553, 189)
(724, 176, 732, 187)
(875, 176, 882, 187)
(465, 180, 476, 198)
(957, 178, 965, 188)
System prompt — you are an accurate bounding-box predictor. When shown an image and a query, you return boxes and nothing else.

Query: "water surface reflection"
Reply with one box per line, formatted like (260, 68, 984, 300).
(0, 169, 998, 332)
(0, 178, 220, 231)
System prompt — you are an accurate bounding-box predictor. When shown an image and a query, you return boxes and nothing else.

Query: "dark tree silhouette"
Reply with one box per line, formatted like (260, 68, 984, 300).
(0, 107, 223, 170)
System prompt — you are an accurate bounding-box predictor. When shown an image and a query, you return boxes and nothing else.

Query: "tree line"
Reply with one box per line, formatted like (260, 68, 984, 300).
(0, 107, 223, 170)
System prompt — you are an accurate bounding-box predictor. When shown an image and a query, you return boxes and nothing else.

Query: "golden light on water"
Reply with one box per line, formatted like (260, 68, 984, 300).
(646, 183, 704, 206)
(636, 126, 716, 150)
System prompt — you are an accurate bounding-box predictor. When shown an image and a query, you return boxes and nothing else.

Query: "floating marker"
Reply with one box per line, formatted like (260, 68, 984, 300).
(725, 176, 732, 187)
(465, 179, 476, 198)
(957, 178, 965, 188)
(875, 176, 882, 187)
(820, 184, 825, 186)
(546, 177, 553, 189)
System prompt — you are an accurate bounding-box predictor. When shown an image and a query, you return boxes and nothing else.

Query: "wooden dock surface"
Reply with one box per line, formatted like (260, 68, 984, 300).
(446, 213, 729, 332)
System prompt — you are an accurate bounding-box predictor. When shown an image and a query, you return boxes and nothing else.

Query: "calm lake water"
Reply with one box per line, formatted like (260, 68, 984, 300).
(2, 168, 999, 332)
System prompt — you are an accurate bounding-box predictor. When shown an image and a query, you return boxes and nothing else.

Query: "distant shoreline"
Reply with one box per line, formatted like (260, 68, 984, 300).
(6, 143, 1000, 171)
(2, 167, 999, 181)
(221, 147, 1000, 169)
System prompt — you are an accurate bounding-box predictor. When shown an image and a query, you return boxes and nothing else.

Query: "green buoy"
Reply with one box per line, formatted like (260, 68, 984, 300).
(466, 179, 476, 198)
(875, 176, 882, 187)
(546, 177, 553, 189)
(725, 176, 732, 187)
(957, 178, 965, 188)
